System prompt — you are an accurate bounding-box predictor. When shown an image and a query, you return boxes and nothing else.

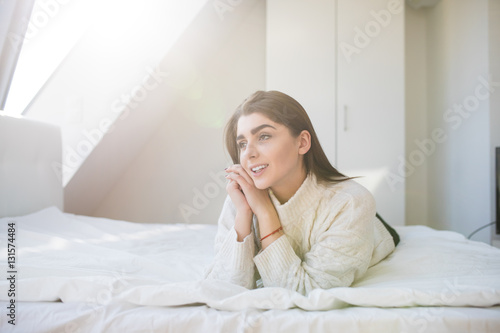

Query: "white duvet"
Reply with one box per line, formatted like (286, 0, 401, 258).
(0, 207, 499, 312)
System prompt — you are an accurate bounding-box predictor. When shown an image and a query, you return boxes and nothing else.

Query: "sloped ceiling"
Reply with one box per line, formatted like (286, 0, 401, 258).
(59, 0, 263, 216)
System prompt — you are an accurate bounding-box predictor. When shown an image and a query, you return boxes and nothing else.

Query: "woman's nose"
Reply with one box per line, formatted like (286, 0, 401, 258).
(242, 142, 257, 159)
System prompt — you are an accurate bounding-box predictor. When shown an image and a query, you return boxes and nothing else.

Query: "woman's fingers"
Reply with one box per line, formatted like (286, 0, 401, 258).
(225, 165, 275, 228)
(225, 173, 249, 194)
(226, 176, 252, 213)
(225, 173, 245, 192)
(225, 164, 253, 187)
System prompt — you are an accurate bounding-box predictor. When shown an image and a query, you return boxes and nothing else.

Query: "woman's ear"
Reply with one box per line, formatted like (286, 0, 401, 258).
(298, 130, 311, 155)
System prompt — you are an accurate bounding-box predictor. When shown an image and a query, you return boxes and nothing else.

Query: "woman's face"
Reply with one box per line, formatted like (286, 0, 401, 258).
(236, 112, 309, 200)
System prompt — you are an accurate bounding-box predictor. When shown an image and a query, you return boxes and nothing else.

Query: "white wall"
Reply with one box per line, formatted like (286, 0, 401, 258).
(93, 1, 266, 224)
(405, 5, 428, 225)
(490, 0, 500, 246)
(425, 0, 491, 243)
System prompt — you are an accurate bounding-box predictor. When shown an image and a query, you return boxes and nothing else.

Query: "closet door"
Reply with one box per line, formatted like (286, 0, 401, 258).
(337, 0, 405, 225)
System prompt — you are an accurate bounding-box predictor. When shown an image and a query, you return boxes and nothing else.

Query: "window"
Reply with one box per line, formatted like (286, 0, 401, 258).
(2, 0, 205, 185)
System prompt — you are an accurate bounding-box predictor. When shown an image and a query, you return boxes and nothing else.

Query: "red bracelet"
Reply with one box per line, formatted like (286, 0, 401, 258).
(260, 226, 283, 242)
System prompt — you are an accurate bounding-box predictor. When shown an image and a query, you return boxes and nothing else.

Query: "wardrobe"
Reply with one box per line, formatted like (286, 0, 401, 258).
(267, 0, 405, 225)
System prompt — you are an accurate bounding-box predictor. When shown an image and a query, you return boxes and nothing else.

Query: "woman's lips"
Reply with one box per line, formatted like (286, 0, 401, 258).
(250, 164, 268, 176)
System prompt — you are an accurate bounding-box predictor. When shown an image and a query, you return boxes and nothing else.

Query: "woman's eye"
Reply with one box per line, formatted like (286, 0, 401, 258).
(238, 141, 247, 150)
(259, 134, 270, 141)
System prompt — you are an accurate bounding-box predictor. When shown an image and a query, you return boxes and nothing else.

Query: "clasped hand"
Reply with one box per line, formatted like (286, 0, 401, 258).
(225, 164, 274, 218)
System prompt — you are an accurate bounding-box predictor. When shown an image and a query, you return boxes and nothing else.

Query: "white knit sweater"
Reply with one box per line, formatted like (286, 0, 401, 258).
(204, 174, 395, 295)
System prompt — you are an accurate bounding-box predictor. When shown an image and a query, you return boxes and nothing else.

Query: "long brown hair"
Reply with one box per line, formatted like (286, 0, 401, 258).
(224, 90, 350, 183)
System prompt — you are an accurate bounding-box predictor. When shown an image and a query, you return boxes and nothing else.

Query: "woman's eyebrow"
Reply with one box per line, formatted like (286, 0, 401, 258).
(236, 124, 276, 141)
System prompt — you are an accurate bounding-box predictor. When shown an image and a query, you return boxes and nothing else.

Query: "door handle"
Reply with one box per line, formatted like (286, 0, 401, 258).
(343, 105, 348, 131)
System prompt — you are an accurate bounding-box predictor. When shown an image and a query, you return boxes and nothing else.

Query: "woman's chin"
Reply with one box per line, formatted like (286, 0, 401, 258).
(253, 179, 270, 190)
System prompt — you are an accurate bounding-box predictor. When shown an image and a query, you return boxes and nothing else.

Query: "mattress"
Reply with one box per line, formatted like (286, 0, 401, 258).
(1, 207, 499, 332)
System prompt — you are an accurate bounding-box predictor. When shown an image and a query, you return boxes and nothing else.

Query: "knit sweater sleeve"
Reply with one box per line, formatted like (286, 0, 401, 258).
(203, 196, 257, 289)
(253, 186, 376, 295)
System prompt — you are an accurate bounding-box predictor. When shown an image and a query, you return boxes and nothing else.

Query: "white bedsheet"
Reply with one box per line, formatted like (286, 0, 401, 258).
(1, 207, 500, 332)
(2, 301, 500, 333)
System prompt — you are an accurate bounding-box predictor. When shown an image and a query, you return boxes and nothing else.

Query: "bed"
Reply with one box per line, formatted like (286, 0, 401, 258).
(1, 114, 500, 332)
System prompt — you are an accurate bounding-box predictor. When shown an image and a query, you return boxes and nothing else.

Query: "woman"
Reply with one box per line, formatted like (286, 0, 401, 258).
(204, 90, 398, 295)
